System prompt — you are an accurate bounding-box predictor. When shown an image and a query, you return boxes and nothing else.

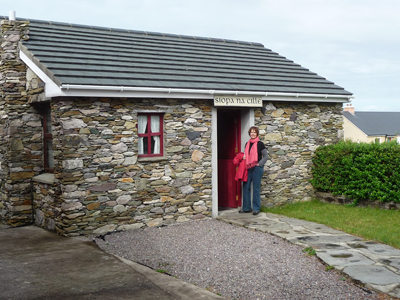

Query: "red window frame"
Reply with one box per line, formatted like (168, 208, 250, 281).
(137, 113, 164, 157)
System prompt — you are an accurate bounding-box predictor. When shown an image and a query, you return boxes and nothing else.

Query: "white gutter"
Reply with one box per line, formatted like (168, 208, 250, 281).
(61, 84, 353, 103)
(20, 50, 353, 103)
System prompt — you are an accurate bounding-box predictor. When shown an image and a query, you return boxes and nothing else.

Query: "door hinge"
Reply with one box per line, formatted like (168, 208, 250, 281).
(236, 195, 238, 201)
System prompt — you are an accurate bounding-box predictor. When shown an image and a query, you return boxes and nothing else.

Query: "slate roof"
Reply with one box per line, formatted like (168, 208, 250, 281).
(343, 111, 400, 136)
(2, 16, 352, 97)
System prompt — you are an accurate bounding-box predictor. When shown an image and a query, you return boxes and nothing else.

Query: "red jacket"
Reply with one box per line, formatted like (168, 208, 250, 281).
(233, 152, 248, 182)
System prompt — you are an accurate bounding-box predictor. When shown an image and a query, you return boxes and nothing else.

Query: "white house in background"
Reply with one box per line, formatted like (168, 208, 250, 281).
(343, 104, 400, 143)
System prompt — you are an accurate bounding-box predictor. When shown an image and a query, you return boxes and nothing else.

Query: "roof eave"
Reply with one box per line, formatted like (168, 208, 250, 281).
(20, 48, 63, 98)
(59, 84, 353, 102)
(20, 51, 353, 103)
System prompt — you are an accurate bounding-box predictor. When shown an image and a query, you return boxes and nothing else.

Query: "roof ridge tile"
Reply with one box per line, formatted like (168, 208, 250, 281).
(0, 15, 262, 46)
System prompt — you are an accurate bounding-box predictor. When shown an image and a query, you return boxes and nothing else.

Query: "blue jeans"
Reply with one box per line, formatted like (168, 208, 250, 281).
(242, 166, 263, 212)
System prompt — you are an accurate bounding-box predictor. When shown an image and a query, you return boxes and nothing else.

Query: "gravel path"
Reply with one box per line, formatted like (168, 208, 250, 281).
(95, 219, 386, 300)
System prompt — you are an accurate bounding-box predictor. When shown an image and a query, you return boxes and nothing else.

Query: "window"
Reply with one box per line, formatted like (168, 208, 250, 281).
(40, 104, 54, 172)
(138, 113, 163, 157)
(375, 137, 381, 144)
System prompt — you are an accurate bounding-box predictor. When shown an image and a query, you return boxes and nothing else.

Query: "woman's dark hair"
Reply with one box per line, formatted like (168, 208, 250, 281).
(248, 126, 259, 137)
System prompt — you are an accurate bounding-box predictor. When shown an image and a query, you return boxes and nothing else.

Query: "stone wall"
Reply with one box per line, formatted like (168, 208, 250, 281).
(39, 97, 213, 236)
(32, 174, 59, 231)
(317, 191, 400, 210)
(0, 19, 44, 225)
(30, 97, 342, 236)
(0, 19, 345, 234)
(256, 102, 343, 206)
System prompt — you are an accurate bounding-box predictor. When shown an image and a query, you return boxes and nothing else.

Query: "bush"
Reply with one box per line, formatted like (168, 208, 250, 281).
(310, 140, 400, 203)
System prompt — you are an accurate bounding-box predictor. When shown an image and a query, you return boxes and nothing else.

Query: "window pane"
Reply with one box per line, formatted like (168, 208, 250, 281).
(138, 137, 144, 154)
(46, 140, 54, 168)
(45, 110, 52, 134)
(142, 137, 148, 154)
(138, 115, 148, 134)
(150, 115, 160, 133)
(138, 137, 149, 154)
(152, 136, 160, 154)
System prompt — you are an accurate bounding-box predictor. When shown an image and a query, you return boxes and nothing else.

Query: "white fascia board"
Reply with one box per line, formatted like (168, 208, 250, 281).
(19, 51, 65, 98)
(61, 87, 352, 103)
(59, 87, 215, 99)
(263, 94, 351, 103)
(61, 84, 353, 102)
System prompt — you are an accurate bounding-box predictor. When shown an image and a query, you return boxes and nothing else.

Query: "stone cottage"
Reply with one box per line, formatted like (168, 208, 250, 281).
(0, 14, 352, 236)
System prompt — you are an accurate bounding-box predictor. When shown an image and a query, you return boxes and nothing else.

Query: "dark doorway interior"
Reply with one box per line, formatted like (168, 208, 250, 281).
(217, 110, 242, 208)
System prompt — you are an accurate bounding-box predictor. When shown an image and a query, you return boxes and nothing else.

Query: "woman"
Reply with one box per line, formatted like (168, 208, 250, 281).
(240, 126, 268, 215)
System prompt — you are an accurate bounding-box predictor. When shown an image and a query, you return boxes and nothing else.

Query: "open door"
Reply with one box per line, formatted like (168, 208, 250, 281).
(217, 110, 241, 208)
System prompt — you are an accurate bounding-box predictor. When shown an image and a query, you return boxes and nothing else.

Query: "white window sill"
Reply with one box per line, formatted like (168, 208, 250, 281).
(32, 173, 55, 184)
(138, 156, 168, 163)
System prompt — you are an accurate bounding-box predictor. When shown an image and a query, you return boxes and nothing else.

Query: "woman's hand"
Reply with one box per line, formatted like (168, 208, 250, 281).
(243, 155, 246, 159)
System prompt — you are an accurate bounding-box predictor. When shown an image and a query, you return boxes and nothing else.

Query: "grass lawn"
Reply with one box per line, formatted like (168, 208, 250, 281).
(261, 199, 400, 249)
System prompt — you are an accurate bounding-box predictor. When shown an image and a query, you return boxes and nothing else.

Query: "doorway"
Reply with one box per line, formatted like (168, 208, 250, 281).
(217, 110, 242, 209)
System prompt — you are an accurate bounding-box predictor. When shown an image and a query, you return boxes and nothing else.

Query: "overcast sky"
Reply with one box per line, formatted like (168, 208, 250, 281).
(3, 0, 400, 111)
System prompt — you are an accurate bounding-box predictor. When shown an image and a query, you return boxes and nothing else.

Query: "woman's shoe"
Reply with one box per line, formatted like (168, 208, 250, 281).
(239, 209, 253, 213)
(252, 211, 260, 215)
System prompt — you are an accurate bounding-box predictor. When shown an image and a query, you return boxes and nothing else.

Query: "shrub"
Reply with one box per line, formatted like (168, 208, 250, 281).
(310, 140, 400, 203)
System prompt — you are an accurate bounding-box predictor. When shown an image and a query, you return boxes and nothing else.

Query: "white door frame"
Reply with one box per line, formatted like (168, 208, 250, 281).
(211, 108, 254, 218)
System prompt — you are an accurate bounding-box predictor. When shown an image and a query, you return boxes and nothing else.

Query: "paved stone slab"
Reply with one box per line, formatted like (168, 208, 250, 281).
(270, 228, 315, 242)
(291, 222, 346, 235)
(343, 265, 400, 285)
(383, 285, 400, 298)
(378, 258, 400, 272)
(277, 217, 345, 234)
(351, 241, 400, 258)
(316, 250, 375, 270)
(370, 282, 400, 295)
(290, 234, 363, 246)
(247, 221, 293, 233)
(311, 242, 349, 250)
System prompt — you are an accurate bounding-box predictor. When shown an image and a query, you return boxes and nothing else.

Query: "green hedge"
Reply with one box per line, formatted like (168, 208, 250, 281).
(310, 140, 400, 203)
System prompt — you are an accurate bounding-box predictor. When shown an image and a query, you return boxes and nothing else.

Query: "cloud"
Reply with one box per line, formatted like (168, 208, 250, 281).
(259, 0, 400, 43)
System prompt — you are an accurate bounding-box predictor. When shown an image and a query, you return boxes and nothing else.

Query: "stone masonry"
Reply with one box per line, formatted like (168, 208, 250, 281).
(0, 19, 345, 236)
(36, 97, 213, 236)
(30, 96, 342, 236)
(0, 19, 44, 226)
(258, 102, 343, 206)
